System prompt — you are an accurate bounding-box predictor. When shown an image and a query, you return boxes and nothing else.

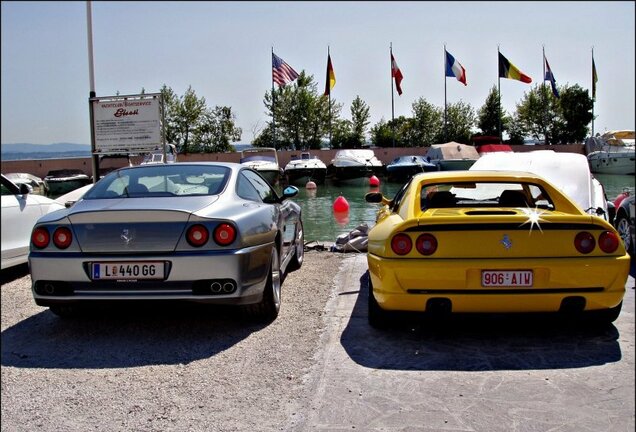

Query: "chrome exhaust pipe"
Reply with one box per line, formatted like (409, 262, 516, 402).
(223, 282, 235, 293)
(210, 282, 222, 293)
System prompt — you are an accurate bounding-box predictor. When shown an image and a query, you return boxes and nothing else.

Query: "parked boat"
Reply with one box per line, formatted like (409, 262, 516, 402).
(140, 143, 178, 165)
(585, 130, 635, 175)
(329, 149, 383, 185)
(43, 169, 91, 197)
(426, 142, 480, 171)
(385, 155, 437, 182)
(284, 152, 327, 186)
(240, 147, 283, 185)
(470, 150, 611, 222)
(4, 172, 48, 195)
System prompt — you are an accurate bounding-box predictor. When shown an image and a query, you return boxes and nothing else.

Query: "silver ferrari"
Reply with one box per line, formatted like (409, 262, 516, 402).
(28, 162, 304, 322)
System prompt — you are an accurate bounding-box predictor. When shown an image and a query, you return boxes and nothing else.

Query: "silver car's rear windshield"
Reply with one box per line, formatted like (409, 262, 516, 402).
(83, 165, 231, 199)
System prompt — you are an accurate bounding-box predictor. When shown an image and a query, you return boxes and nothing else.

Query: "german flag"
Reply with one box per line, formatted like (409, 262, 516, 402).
(324, 54, 336, 96)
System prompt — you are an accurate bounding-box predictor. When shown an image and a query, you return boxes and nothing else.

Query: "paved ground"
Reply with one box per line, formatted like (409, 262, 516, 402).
(290, 254, 635, 432)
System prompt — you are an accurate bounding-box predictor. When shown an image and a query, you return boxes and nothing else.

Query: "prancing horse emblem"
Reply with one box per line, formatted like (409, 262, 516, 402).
(121, 229, 133, 245)
(500, 234, 512, 250)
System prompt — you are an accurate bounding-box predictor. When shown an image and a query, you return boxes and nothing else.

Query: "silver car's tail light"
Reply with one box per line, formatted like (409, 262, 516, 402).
(53, 227, 73, 249)
(598, 231, 620, 253)
(416, 234, 438, 255)
(574, 231, 595, 254)
(214, 223, 236, 246)
(186, 224, 210, 247)
(391, 233, 412, 255)
(32, 227, 50, 249)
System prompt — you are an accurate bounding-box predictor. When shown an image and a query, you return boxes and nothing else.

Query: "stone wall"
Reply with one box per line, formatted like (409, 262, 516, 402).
(1, 145, 585, 179)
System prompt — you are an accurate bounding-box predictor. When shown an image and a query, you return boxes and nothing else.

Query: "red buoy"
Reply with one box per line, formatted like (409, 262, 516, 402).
(369, 175, 380, 187)
(333, 195, 350, 212)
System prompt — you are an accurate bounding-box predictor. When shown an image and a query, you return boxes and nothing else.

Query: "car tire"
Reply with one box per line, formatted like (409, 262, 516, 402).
(287, 221, 304, 272)
(49, 305, 78, 318)
(243, 247, 281, 323)
(587, 301, 623, 325)
(615, 213, 634, 256)
(368, 278, 390, 329)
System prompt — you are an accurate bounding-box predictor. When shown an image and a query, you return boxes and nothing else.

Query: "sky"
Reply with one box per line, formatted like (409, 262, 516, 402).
(1, 1, 634, 146)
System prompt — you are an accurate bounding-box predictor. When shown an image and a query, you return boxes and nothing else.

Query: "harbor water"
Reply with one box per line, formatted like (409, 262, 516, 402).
(292, 174, 635, 243)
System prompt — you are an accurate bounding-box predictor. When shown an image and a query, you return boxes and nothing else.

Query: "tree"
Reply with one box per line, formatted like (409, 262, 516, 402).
(440, 101, 476, 144)
(258, 71, 340, 150)
(556, 84, 594, 143)
(410, 98, 443, 146)
(515, 84, 561, 144)
(195, 106, 242, 153)
(159, 85, 241, 153)
(350, 96, 371, 147)
(478, 85, 509, 137)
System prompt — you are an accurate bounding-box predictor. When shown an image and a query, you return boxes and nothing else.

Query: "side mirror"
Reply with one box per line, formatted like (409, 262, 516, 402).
(282, 186, 299, 199)
(18, 183, 33, 195)
(365, 192, 384, 203)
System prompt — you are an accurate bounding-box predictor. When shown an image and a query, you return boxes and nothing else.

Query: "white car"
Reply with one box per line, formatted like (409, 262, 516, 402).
(1, 174, 65, 270)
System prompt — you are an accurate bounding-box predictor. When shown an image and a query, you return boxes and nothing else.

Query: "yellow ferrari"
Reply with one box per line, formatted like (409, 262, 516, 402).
(365, 171, 630, 328)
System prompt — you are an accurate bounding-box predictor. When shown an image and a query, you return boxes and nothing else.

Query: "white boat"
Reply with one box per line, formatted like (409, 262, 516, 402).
(43, 169, 91, 197)
(4, 172, 48, 195)
(426, 142, 480, 171)
(240, 147, 283, 185)
(140, 143, 178, 165)
(284, 152, 327, 186)
(585, 130, 635, 175)
(470, 150, 611, 221)
(329, 149, 383, 185)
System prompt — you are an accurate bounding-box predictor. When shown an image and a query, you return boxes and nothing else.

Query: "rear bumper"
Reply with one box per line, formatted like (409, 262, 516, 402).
(367, 254, 630, 313)
(30, 243, 272, 307)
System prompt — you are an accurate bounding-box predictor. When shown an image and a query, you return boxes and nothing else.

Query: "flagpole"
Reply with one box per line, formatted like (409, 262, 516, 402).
(444, 43, 448, 142)
(390, 43, 395, 148)
(86, 0, 99, 182)
(497, 45, 502, 142)
(328, 46, 332, 150)
(271, 47, 276, 148)
(591, 47, 595, 137)
(542, 45, 547, 144)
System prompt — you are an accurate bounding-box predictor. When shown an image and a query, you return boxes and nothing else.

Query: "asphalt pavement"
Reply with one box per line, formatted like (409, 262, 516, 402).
(290, 254, 635, 432)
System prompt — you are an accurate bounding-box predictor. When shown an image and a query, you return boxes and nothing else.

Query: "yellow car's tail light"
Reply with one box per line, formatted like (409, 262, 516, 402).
(214, 223, 236, 246)
(52, 227, 73, 249)
(187, 224, 210, 247)
(574, 231, 595, 254)
(598, 231, 620, 253)
(391, 233, 412, 255)
(416, 234, 438, 255)
(32, 227, 50, 249)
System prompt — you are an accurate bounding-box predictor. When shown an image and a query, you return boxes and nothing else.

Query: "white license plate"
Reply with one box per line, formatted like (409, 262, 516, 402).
(91, 262, 164, 280)
(481, 270, 533, 287)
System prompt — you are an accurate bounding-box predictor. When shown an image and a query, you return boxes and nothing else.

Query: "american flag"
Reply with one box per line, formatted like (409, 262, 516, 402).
(272, 53, 299, 87)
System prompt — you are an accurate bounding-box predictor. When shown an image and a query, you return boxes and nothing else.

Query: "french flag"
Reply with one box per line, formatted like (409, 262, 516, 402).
(445, 50, 467, 86)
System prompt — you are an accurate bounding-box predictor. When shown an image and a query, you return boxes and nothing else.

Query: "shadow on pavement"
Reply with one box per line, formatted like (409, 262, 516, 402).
(340, 271, 622, 371)
(1, 302, 265, 369)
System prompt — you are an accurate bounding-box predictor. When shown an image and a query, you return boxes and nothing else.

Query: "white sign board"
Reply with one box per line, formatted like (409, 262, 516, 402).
(92, 95, 163, 154)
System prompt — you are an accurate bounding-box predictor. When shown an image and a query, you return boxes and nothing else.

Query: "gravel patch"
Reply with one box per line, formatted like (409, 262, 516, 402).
(1, 251, 348, 432)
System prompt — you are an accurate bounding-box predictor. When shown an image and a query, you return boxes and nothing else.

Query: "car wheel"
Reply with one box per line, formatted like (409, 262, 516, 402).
(287, 221, 304, 272)
(615, 213, 634, 255)
(49, 305, 78, 318)
(368, 278, 390, 329)
(243, 247, 281, 322)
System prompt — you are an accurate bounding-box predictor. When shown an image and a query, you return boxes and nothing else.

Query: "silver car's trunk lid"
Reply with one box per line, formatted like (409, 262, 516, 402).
(67, 197, 216, 253)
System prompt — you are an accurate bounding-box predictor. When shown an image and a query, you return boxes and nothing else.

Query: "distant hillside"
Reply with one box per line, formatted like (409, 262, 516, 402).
(1, 142, 91, 153)
(1, 143, 91, 161)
